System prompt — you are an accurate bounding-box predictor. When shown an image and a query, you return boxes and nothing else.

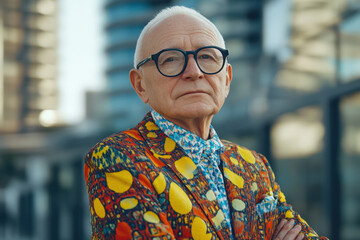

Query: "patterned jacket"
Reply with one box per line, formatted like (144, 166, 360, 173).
(84, 112, 328, 240)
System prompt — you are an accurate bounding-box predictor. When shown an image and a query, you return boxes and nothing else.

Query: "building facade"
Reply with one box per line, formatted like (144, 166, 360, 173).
(0, 0, 58, 133)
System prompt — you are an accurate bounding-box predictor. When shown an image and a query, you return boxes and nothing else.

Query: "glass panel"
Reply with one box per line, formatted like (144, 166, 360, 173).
(222, 133, 258, 152)
(340, 12, 360, 82)
(271, 106, 328, 236)
(27, 31, 56, 48)
(106, 3, 151, 23)
(27, 48, 57, 64)
(108, 93, 142, 114)
(3, 27, 24, 43)
(107, 26, 143, 45)
(3, 10, 22, 27)
(27, 15, 57, 31)
(107, 48, 134, 69)
(271, 106, 324, 159)
(275, 30, 336, 92)
(340, 91, 360, 239)
(274, 0, 346, 93)
(27, 64, 57, 79)
(29, 0, 57, 15)
(108, 71, 132, 90)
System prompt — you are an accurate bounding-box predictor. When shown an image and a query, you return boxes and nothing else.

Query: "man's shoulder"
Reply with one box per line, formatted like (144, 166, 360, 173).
(91, 126, 145, 150)
(87, 113, 151, 154)
(84, 126, 147, 167)
(221, 139, 254, 153)
(221, 139, 267, 164)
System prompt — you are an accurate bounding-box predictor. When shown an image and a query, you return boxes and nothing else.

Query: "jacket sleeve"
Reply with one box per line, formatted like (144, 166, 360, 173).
(84, 143, 175, 240)
(257, 153, 329, 240)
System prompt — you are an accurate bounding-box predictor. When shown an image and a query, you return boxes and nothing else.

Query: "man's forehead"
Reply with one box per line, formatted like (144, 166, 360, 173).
(142, 14, 220, 53)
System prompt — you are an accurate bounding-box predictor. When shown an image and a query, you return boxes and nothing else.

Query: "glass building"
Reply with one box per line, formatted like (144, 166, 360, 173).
(0, 0, 59, 133)
(218, 1, 360, 239)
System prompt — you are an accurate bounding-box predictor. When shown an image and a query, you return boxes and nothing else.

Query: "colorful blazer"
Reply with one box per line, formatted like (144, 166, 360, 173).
(84, 112, 328, 240)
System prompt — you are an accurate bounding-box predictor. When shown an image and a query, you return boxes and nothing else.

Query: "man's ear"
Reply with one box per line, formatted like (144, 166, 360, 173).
(130, 69, 149, 103)
(225, 63, 232, 97)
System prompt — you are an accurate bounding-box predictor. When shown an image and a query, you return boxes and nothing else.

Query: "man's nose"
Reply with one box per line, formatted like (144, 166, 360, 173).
(181, 55, 203, 79)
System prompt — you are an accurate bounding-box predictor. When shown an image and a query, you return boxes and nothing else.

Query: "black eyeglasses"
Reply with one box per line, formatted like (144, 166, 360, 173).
(136, 46, 229, 77)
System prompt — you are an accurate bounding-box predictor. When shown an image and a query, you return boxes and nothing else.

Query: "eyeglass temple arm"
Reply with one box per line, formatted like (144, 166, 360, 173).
(136, 57, 151, 69)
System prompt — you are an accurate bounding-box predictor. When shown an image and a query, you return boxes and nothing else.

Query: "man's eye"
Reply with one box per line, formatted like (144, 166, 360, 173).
(160, 56, 181, 65)
(164, 57, 175, 63)
(199, 54, 214, 60)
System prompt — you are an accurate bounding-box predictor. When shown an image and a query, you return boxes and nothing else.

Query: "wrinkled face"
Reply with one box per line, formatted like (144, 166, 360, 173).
(131, 14, 232, 123)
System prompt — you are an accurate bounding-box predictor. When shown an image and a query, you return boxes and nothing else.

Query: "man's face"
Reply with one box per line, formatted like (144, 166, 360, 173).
(131, 14, 232, 124)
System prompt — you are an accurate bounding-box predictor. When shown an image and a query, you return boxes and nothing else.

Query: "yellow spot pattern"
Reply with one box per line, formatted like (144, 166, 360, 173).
(230, 157, 239, 165)
(153, 172, 166, 194)
(206, 190, 216, 201)
(212, 210, 225, 229)
(169, 182, 192, 214)
(120, 198, 138, 210)
(224, 167, 244, 189)
(232, 199, 246, 211)
(251, 182, 258, 192)
(147, 132, 157, 138)
(151, 149, 172, 159)
(285, 210, 294, 218)
(237, 146, 256, 164)
(94, 198, 105, 218)
(144, 211, 160, 223)
(174, 157, 197, 179)
(105, 170, 133, 194)
(299, 215, 309, 225)
(191, 217, 212, 240)
(145, 121, 159, 131)
(164, 137, 176, 153)
(307, 232, 319, 237)
(279, 191, 286, 203)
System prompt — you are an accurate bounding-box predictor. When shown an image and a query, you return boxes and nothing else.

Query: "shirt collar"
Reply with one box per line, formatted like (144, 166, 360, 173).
(151, 109, 225, 164)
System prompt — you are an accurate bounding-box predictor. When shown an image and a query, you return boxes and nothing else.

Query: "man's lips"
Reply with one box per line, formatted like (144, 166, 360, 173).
(179, 90, 208, 97)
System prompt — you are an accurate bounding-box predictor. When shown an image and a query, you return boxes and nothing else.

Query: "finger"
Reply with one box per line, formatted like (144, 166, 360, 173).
(296, 233, 305, 240)
(283, 224, 302, 240)
(274, 219, 295, 239)
(274, 219, 287, 237)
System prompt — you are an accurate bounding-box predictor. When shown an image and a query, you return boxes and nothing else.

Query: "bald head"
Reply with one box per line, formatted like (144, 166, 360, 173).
(133, 6, 225, 68)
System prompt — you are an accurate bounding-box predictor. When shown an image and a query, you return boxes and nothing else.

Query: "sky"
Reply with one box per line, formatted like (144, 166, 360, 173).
(58, 0, 105, 124)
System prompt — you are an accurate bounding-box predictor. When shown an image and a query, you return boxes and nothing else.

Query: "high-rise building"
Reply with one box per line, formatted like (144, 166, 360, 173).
(0, 0, 59, 133)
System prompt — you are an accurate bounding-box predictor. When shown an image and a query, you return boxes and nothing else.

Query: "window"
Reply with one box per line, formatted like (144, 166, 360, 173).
(108, 71, 132, 90)
(271, 106, 328, 235)
(107, 48, 134, 69)
(339, 91, 360, 239)
(107, 26, 143, 45)
(340, 13, 360, 82)
(106, 3, 151, 23)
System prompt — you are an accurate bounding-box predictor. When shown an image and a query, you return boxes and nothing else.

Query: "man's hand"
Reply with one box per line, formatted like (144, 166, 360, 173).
(273, 219, 305, 240)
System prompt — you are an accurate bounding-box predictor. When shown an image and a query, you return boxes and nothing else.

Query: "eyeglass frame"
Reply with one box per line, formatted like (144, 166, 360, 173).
(135, 46, 229, 77)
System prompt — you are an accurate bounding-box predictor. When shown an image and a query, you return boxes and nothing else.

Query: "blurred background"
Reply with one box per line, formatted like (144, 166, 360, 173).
(0, 0, 359, 239)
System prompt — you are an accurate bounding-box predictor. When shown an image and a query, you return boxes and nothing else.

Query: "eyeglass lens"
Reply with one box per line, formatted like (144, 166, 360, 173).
(157, 47, 224, 76)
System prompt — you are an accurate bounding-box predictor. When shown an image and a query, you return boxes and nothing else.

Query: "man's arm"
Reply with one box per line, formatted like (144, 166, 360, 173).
(84, 144, 175, 239)
(258, 154, 329, 240)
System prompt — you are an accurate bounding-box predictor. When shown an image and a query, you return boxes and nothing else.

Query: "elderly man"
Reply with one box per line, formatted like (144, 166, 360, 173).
(84, 6, 328, 240)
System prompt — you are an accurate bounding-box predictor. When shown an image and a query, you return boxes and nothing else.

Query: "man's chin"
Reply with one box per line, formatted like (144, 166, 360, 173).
(172, 106, 217, 119)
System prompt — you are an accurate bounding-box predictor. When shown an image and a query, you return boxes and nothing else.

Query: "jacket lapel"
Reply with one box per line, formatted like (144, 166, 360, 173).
(220, 144, 259, 239)
(137, 112, 230, 239)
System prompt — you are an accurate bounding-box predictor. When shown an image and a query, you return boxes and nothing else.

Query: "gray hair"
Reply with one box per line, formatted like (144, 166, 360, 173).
(133, 6, 226, 68)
